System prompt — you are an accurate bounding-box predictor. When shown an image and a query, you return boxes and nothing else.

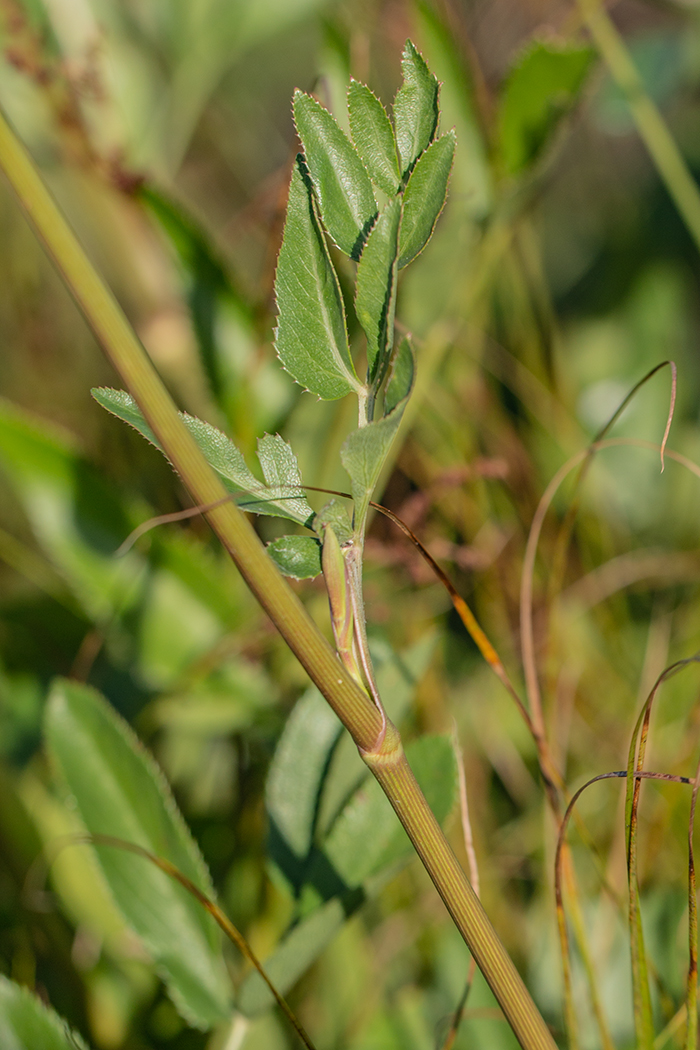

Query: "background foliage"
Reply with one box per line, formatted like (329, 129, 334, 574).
(1, 0, 700, 1047)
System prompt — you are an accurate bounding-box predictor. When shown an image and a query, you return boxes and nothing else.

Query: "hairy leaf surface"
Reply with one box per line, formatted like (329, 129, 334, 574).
(347, 80, 400, 196)
(266, 535, 323, 579)
(274, 159, 361, 399)
(355, 199, 401, 383)
(0, 975, 91, 1050)
(294, 91, 377, 259)
(398, 131, 455, 268)
(393, 40, 439, 175)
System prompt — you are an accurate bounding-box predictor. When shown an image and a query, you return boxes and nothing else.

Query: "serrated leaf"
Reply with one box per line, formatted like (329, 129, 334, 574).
(498, 39, 594, 176)
(384, 335, 415, 415)
(45, 679, 232, 1029)
(341, 375, 413, 525)
(293, 91, 377, 259)
(0, 975, 91, 1050)
(256, 433, 315, 524)
(393, 40, 439, 176)
(314, 498, 354, 546)
(355, 199, 401, 384)
(92, 388, 314, 526)
(322, 734, 457, 886)
(274, 158, 361, 400)
(347, 80, 400, 196)
(266, 535, 323, 579)
(398, 131, 455, 269)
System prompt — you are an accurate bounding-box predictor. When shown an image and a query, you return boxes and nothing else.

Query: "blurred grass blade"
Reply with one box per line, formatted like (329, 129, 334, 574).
(274, 157, 361, 399)
(393, 40, 439, 176)
(355, 198, 401, 385)
(0, 974, 91, 1050)
(293, 91, 377, 259)
(497, 39, 594, 176)
(45, 678, 233, 1029)
(398, 131, 455, 268)
(347, 80, 400, 196)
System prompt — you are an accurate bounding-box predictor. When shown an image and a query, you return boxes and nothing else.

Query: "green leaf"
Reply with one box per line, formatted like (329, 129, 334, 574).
(45, 679, 232, 1029)
(267, 687, 341, 868)
(256, 433, 315, 524)
(293, 91, 377, 259)
(498, 39, 594, 176)
(398, 131, 455, 269)
(314, 498, 354, 546)
(384, 336, 415, 416)
(347, 80, 400, 196)
(393, 40, 439, 176)
(340, 371, 414, 525)
(92, 388, 314, 525)
(274, 158, 362, 400)
(266, 535, 323, 579)
(0, 975, 91, 1050)
(322, 734, 457, 886)
(0, 398, 141, 621)
(355, 199, 401, 383)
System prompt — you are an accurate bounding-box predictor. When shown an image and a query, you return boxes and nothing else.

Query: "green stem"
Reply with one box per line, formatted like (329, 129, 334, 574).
(579, 0, 700, 256)
(0, 105, 557, 1050)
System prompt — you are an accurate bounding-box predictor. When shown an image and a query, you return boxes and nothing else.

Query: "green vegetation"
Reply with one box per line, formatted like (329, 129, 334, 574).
(1, 2, 700, 1049)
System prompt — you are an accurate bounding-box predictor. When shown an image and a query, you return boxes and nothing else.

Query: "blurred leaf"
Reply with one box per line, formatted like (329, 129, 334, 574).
(0, 975, 91, 1050)
(0, 399, 143, 621)
(384, 336, 415, 416)
(149, 660, 278, 734)
(244, 732, 455, 1016)
(293, 91, 377, 259)
(393, 40, 439, 176)
(274, 158, 361, 400)
(45, 679, 232, 1029)
(322, 734, 457, 886)
(347, 80, 400, 196)
(266, 535, 323, 579)
(92, 388, 314, 525)
(267, 687, 341, 865)
(398, 131, 455, 269)
(237, 897, 347, 1016)
(498, 39, 595, 176)
(355, 199, 401, 383)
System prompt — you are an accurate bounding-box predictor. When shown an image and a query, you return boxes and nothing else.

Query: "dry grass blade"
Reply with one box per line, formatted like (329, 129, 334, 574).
(686, 755, 700, 1050)
(555, 770, 693, 1048)
(32, 833, 317, 1050)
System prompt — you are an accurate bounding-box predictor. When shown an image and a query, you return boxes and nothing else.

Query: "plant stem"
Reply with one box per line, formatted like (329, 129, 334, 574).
(579, 0, 700, 256)
(0, 105, 557, 1050)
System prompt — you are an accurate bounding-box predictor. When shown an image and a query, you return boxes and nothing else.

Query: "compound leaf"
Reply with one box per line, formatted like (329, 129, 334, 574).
(274, 158, 361, 400)
(393, 40, 439, 176)
(294, 91, 377, 259)
(398, 130, 455, 269)
(45, 679, 232, 1030)
(347, 80, 400, 196)
(92, 388, 314, 525)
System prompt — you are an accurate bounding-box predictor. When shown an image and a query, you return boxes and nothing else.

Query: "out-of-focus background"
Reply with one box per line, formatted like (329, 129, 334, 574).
(1, 0, 700, 1047)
